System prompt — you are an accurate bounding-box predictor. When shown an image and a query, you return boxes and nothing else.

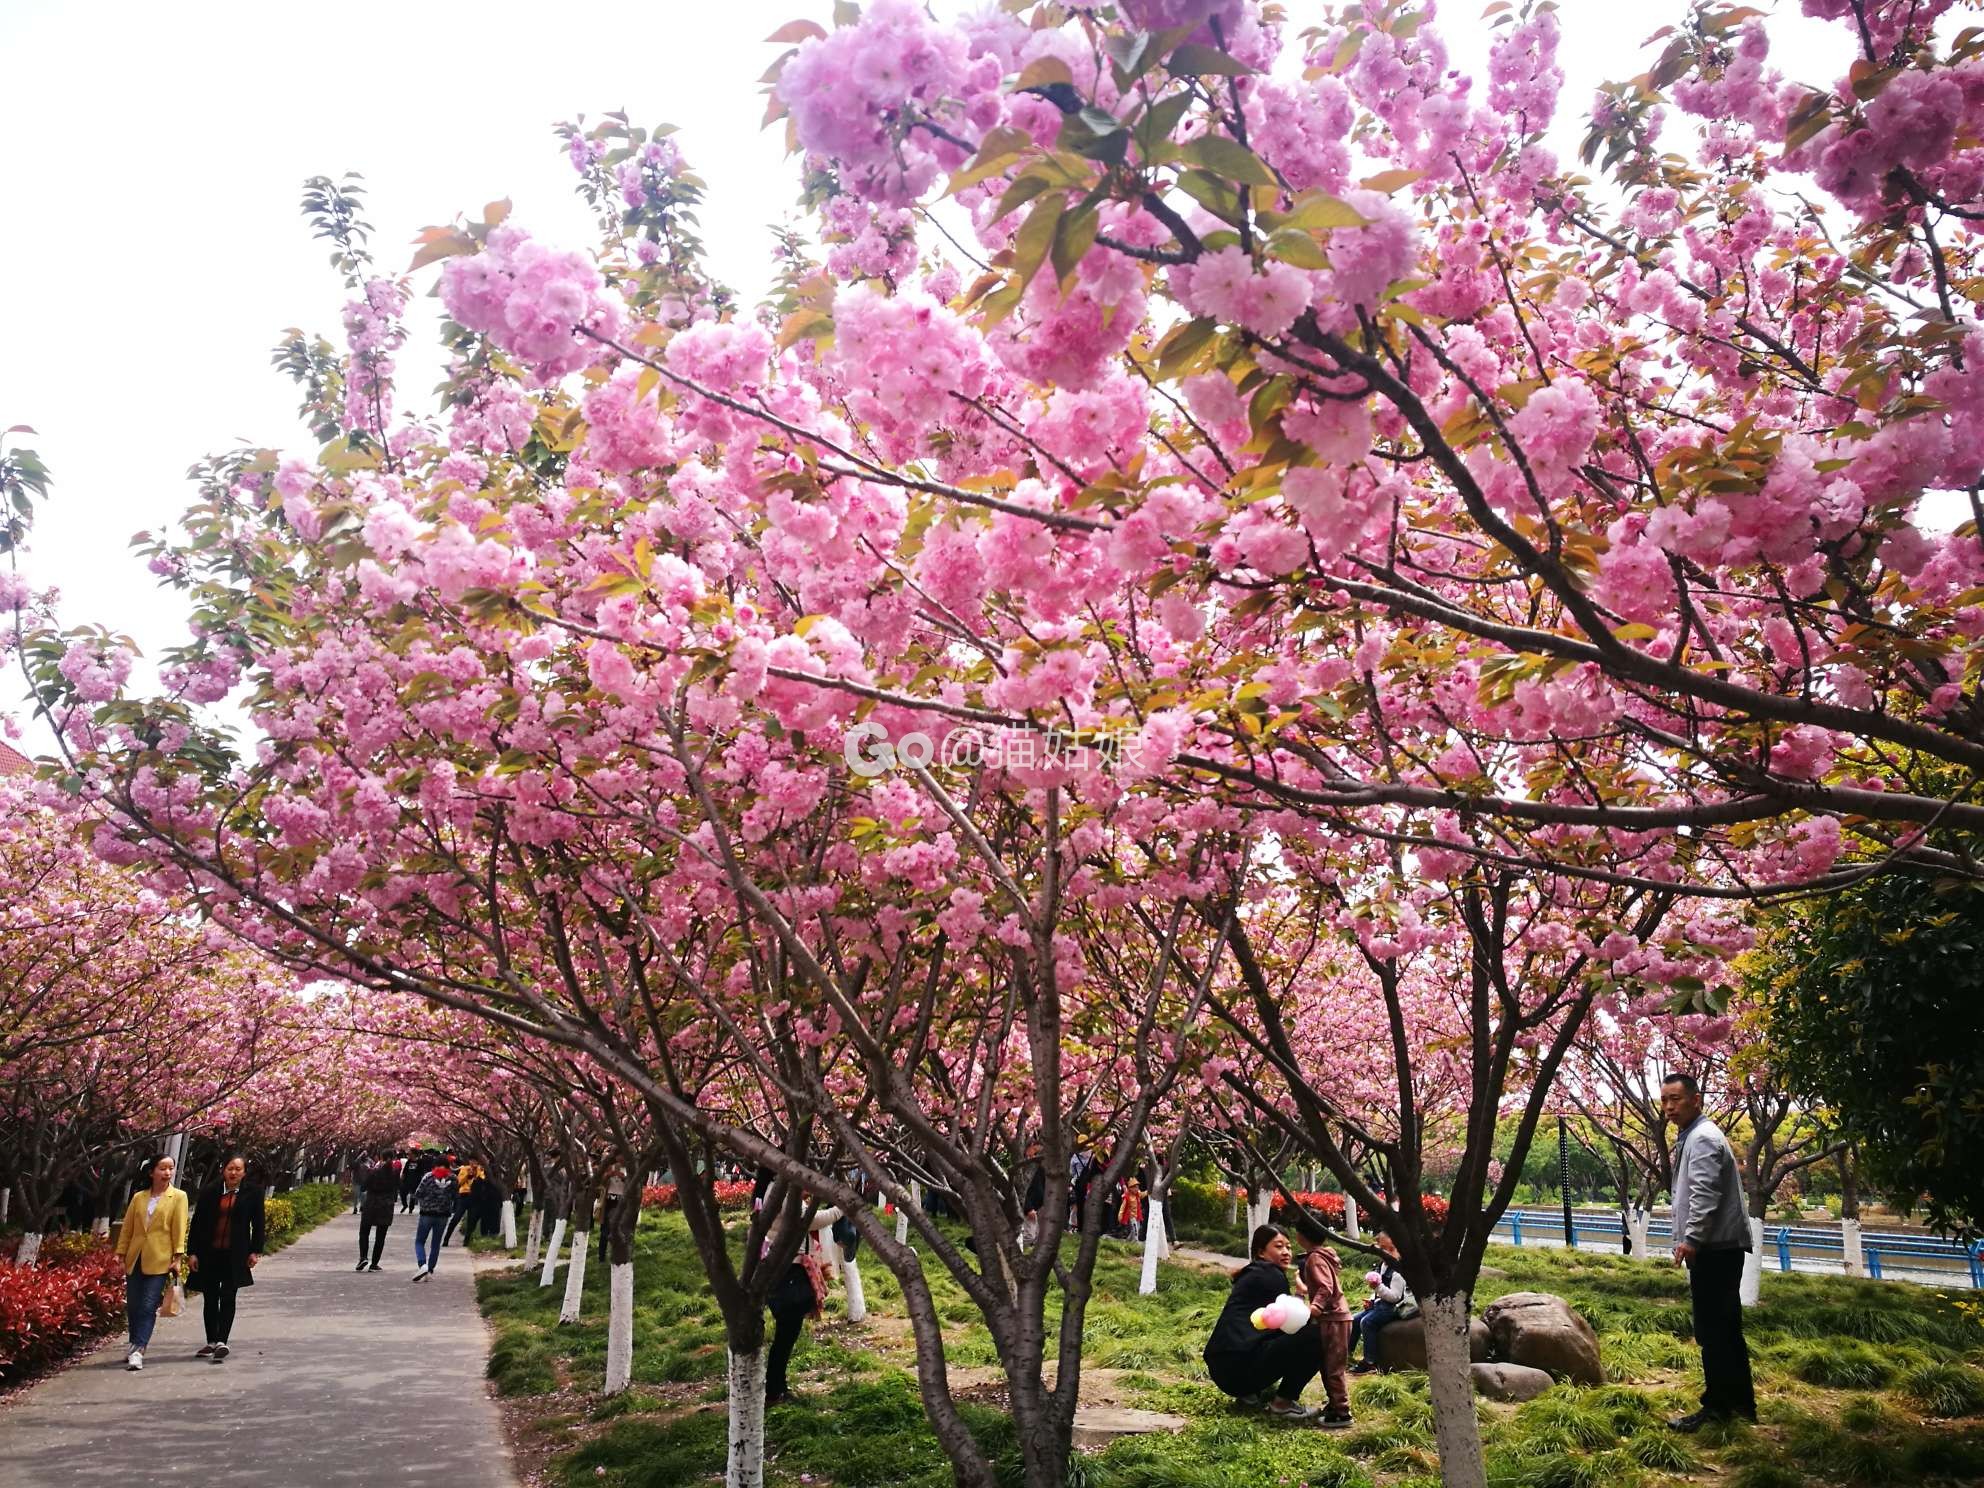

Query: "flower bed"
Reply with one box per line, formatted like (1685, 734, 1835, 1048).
(640, 1180, 754, 1211)
(0, 1238, 125, 1387)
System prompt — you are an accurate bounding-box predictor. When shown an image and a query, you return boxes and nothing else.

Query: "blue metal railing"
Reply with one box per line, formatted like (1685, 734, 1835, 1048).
(1484, 1208, 1983, 1289)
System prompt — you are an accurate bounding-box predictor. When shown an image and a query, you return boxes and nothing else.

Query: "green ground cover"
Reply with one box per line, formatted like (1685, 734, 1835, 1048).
(475, 1211, 1984, 1487)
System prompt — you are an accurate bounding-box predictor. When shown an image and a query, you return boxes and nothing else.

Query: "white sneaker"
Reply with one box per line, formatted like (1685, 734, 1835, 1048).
(127, 1350, 143, 1371)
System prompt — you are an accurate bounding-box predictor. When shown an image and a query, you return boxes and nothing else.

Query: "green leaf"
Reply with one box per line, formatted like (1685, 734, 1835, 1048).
(1264, 228, 1329, 270)
(990, 172, 1052, 225)
(1180, 135, 1278, 187)
(1051, 206, 1101, 286)
(1166, 43, 1254, 77)
(1154, 317, 1218, 378)
(1175, 169, 1248, 227)
(1011, 191, 1067, 292)
(1269, 191, 1370, 231)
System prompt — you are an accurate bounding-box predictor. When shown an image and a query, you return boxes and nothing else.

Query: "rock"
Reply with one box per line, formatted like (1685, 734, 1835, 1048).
(1481, 1291, 1603, 1385)
(1372, 1315, 1492, 1370)
(1472, 1362, 1555, 1402)
(1477, 1265, 1508, 1279)
(1071, 1407, 1189, 1449)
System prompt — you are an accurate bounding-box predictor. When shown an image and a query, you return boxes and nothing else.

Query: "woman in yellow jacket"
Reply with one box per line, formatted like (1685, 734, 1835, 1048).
(114, 1153, 189, 1371)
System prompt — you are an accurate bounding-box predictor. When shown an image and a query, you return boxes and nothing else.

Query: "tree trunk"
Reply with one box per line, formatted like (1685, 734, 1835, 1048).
(895, 1196, 910, 1245)
(15, 1231, 42, 1266)
(1421, 1292, 1487, 1488)
(1, 1187, 10, 1224)
(538, 1217, 566, 1287)
(500, 1199, 518, 1249)
(560, 1231, 591, 1323)
(604, 1260, 635, 1394)
(523, 1206, 544, 1271)
(1344, 1196, 1360, 1241)
(725, 1347, 768, 1488)
(1740, 1217, 1764, 1307)
(841, 1254, 868, 1322)
(1226, 1184, 1239, 1227)
(1139, 1198, 1165, 1294)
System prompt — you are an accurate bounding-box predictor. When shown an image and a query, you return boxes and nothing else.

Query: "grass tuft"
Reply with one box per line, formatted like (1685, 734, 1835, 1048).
(1902, 1359, 1984, 1418)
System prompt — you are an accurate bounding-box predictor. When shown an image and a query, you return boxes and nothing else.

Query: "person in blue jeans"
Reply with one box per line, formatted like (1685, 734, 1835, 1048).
(1350, 1231, 1411, 1373)
(411, 1164, 456, 1280)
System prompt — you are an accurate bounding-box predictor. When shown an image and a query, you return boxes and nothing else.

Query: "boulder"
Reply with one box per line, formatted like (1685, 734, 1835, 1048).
(1481, 1291, 1603, 1385)
(1472, 1362, 1555, 1402)
(1372, 1314, 1492, 1371)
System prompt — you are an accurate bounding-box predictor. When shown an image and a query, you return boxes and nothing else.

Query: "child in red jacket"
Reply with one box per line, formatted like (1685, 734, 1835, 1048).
(1294, 1215, 1354, 1427)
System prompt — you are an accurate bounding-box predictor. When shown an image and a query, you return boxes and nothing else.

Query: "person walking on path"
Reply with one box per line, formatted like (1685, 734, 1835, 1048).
(1664, 1071, 1758, 1431)
(1202, 1224, 1325, 1420)
(442, 1159, 480, 1247)
(1293, 1216, 1354, 1428)
(186, 1154, 265, 1363)
(398, 1148, 427, 1214)
(358, 1149, 401, 1270)
(411, 1163, 456, 1280)
(113, 1154, 188, 1372)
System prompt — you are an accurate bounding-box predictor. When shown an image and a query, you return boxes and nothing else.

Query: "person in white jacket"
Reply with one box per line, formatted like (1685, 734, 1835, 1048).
(1349, 1231, 1412, 1374)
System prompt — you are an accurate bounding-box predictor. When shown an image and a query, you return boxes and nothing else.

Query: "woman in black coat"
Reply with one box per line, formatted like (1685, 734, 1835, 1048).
(358, 1152, 400, 1271)
(1202, 1225, 1324, 1420)
(185, 1154, 266, 1363)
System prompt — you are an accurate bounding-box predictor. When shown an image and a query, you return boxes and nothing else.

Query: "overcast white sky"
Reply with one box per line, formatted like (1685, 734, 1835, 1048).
(0, 2, 1855, 751)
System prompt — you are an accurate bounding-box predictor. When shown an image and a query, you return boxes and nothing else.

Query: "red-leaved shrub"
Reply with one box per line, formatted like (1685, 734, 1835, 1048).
(0, 1241, 126, 1384)
(640, 1181, 754, 1212)
(1272, 1191, 1450, 1230)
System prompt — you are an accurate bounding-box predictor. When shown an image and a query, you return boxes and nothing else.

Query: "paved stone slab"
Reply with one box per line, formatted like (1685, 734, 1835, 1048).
(0, 1212, 520, 1487)
(1071, 1406, 1189, 1448)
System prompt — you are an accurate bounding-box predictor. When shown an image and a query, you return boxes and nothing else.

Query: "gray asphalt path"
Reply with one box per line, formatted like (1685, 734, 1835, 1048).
(0, 1212, 520, 1487)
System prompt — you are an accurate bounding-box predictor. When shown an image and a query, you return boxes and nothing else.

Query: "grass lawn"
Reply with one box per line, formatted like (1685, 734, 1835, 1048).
(475, 1210, 1984, 1487)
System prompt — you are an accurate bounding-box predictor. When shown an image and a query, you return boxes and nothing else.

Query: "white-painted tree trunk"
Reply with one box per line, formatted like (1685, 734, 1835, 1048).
(560, 1232, 591, 1323)
(500, 1199, 518, 1249)
(1627, 1209, 1650, 1260)
(1842, 1217, 1864, 1277)
(894, 1199, 910, 1244)
(523, 1208, 544, 1271)
(1421, 1292, 1488, 1488)
(1154, 1199, 1171, 1259)
(726, 1347, 767, 1488)
(1740, 1217, 1765, 1307)
(1226, 1185, 1239, 1226)
(538, 1217, 566, 1287)
(0, 1187, 10, 1223)
(1247, 1192, 1271, 1236)
(1344, 1197, 1360, 1241)
(603, 1260, 635, 1394)
(15, 1231, 42, 1266)
(841, 1257, 867, 1322)
(91, 1215, 111, 1237)
(1139, 1199, 1165, 1295)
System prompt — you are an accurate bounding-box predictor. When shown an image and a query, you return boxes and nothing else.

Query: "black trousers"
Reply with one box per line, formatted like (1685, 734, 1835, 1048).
(765, 1299, 810, 1399)
(359, 1217, 391, 1266)
(1689, 1246, 1757, 1419)
(200, 1272, 242, 1345)
(443, 1197, 470, 1244)
(1207, 1322, 1324, 1404)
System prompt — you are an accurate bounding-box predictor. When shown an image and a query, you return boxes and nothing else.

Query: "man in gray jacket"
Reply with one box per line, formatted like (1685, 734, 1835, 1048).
(1663, 1071, 1757, 1430)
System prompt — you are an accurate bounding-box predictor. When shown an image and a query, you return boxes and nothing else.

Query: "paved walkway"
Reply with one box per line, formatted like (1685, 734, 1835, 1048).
(0, 1212, 520, 1487)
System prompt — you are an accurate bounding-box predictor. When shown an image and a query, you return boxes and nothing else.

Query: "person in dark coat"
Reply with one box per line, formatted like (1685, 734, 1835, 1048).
(185, 1154, 266, 1363)
(1202, 1225, 1324, 1420)
(398, 1149, 425, 1213)
(473, 1169, 502, 1239)
(358, 1151, 400, 1271)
